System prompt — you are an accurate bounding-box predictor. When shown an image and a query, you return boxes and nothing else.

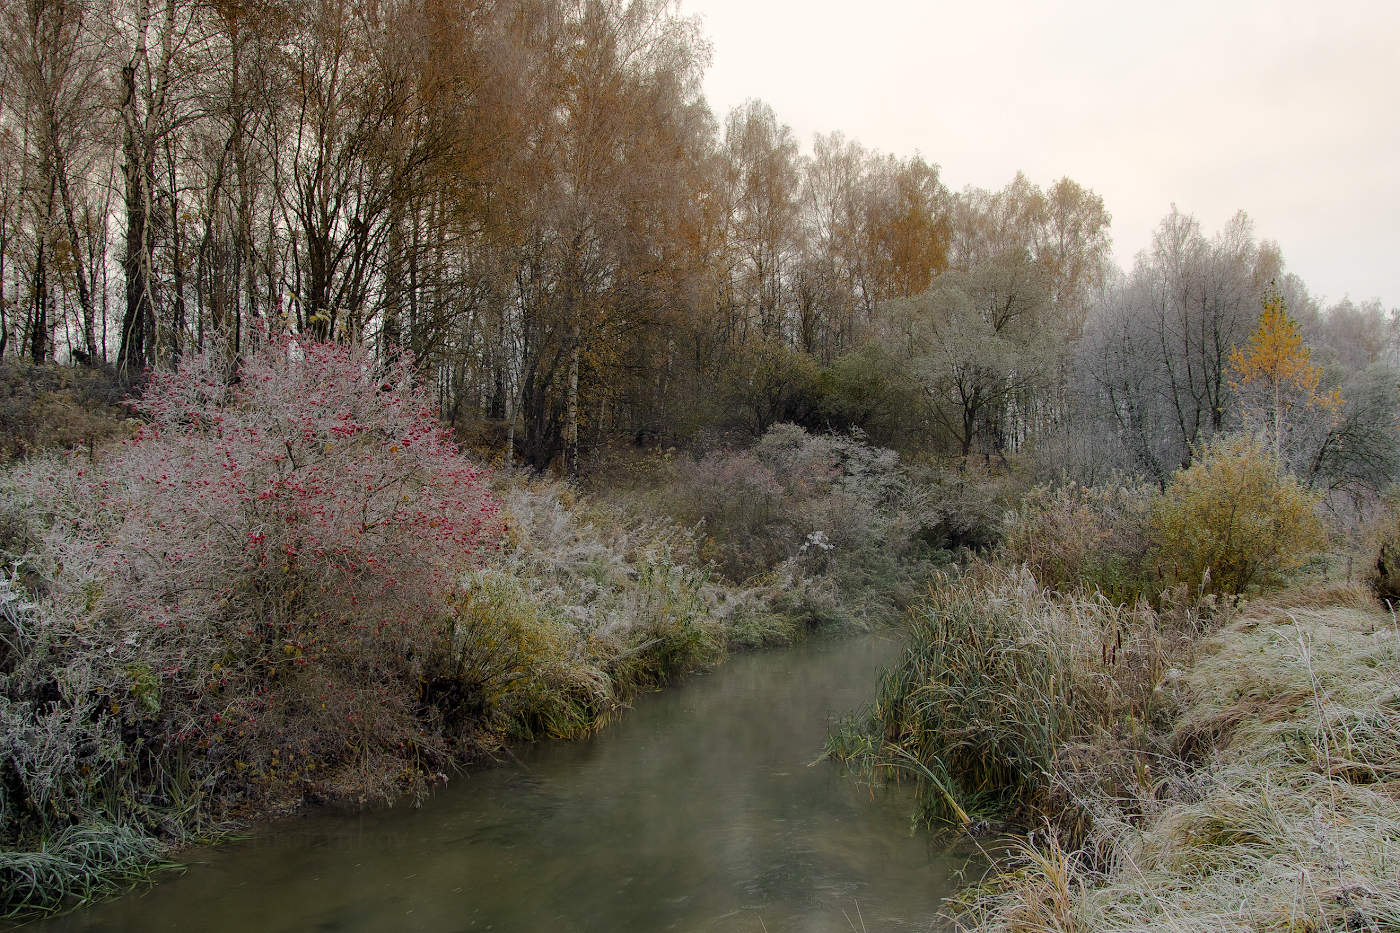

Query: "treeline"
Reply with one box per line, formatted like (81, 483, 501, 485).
(2, 0, 1396, 487)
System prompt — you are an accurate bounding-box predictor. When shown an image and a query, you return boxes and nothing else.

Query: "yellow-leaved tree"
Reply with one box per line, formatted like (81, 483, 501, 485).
(1228, 292, 1341, 462)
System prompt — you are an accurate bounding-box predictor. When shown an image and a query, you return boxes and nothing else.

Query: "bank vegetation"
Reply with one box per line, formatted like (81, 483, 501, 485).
(831, 437, 1400, 932)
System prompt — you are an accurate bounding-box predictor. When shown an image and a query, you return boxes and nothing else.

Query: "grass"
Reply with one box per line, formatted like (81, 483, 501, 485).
(946, 584, 1400, 932)
(829, 562, 1215, 833)
(0, 823, 180, 919)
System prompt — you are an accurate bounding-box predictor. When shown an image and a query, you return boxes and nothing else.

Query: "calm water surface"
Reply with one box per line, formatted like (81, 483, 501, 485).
(42, 633, 968, 932)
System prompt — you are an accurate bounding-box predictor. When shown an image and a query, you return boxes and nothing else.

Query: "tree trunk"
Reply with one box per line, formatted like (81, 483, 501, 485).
(165, 137, 186, 360)
(30, 205, 49, 363)
(504, 381, 516, 469)
(56, 165, 96, 358)
(118, 61, 153, 372)
(565, 321, 580, 479)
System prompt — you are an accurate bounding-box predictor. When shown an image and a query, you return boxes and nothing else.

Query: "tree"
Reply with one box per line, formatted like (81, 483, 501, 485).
(1228, 291, 1341, 463)
(1038, 177, 1111, 332)
(723, 99, 800, 342)
(1078, 208, 1272, 480)
(947, 173, 1109, 323)
(1312, 297, 1397, 370)
(117, 0, 192, 371)
(1303, 363, 1400, 498)
(859, 152, 951, 308)
(1, 0, 109, 362)
(881, 250, 1056, 458)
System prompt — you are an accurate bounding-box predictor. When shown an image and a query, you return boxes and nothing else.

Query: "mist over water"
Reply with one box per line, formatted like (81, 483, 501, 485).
(41, 634, 968, 933)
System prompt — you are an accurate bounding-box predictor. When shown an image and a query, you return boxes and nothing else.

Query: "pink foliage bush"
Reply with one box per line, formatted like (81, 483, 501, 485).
(17, 338, 500, 801)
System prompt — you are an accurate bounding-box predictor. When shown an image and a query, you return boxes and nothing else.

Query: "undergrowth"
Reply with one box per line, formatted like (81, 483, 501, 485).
(829, 440, 1395, 930)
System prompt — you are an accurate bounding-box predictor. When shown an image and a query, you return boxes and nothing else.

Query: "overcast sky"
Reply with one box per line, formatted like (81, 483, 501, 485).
(684, 0, 1400, 310)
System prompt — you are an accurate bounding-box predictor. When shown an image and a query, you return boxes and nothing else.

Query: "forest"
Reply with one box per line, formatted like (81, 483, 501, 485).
(2, 0, 1399, 928)
(4, 0, 1394, 481)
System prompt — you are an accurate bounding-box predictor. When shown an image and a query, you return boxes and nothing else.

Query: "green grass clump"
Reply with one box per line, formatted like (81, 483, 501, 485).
(831, 563, 1213, 830)
(0, 823, 177, 919)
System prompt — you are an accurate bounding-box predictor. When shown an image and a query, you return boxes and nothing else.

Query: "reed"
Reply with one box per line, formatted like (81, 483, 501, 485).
(833, 562, 1210, 832)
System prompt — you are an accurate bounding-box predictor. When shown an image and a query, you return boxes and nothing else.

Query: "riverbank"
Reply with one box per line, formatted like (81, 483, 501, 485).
(0, 466, 874, 919)
(32, 632, 968, 933)
(0, 346, 968, 919)
(829, 447, 1399, 929)
(948, 583, 1400, 931)
(836, 567, 1400, 931)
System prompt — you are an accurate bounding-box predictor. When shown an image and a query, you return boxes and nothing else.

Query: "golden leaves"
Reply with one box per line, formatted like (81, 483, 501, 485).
(1228, 293, 1338, 412)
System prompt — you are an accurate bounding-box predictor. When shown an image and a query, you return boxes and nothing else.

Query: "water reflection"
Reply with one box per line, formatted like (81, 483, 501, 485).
(42, 634, 966, 932)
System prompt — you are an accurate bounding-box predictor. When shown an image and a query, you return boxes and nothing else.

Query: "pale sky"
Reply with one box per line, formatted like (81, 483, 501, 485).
(684, 0, 1400, 310)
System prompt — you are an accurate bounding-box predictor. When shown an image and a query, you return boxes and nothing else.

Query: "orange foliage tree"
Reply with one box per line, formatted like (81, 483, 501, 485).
(1228, 291, 1341, 462)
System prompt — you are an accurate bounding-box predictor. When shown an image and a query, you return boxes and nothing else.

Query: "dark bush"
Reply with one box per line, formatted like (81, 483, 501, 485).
(1367, 496, 1400, 604)
(0, 361, 133, 461)
(902, 460, 1008, 553)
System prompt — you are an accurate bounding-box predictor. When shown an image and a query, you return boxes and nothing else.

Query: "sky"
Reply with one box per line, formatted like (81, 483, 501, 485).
(683, 0, 1400, 310)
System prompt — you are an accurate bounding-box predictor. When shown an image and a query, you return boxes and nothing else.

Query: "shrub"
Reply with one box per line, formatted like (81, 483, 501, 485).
(1151, 434, 1325, 594)
(1004, 481, 1154, 602)
(811, 344, 929, 449)
(657, 424, 959, 629)
(668, 447, 790, 581)
(3, 338, 500, 835)
(902, 460, 1008, 554)
(0, 361, 133, 461)
(606, 556, 724, 691)
(710, 337, 823, 438)
(426, 570, 575, 742)
(662, 424, 901, 582)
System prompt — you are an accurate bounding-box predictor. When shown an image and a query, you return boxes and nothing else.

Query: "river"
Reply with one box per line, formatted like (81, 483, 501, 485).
(41, 633, 968, 932)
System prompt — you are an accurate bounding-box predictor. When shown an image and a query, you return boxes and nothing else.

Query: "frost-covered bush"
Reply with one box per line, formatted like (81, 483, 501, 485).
(664, 448, 789, 581)
(664, 424, 906, 583)
(652, 424, 946, 629)
(2, 338, 500, 823)
(901, 459, 1007, 554)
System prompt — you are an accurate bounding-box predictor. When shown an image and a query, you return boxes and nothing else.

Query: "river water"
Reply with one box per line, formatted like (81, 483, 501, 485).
(42, 633, 967, 932)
